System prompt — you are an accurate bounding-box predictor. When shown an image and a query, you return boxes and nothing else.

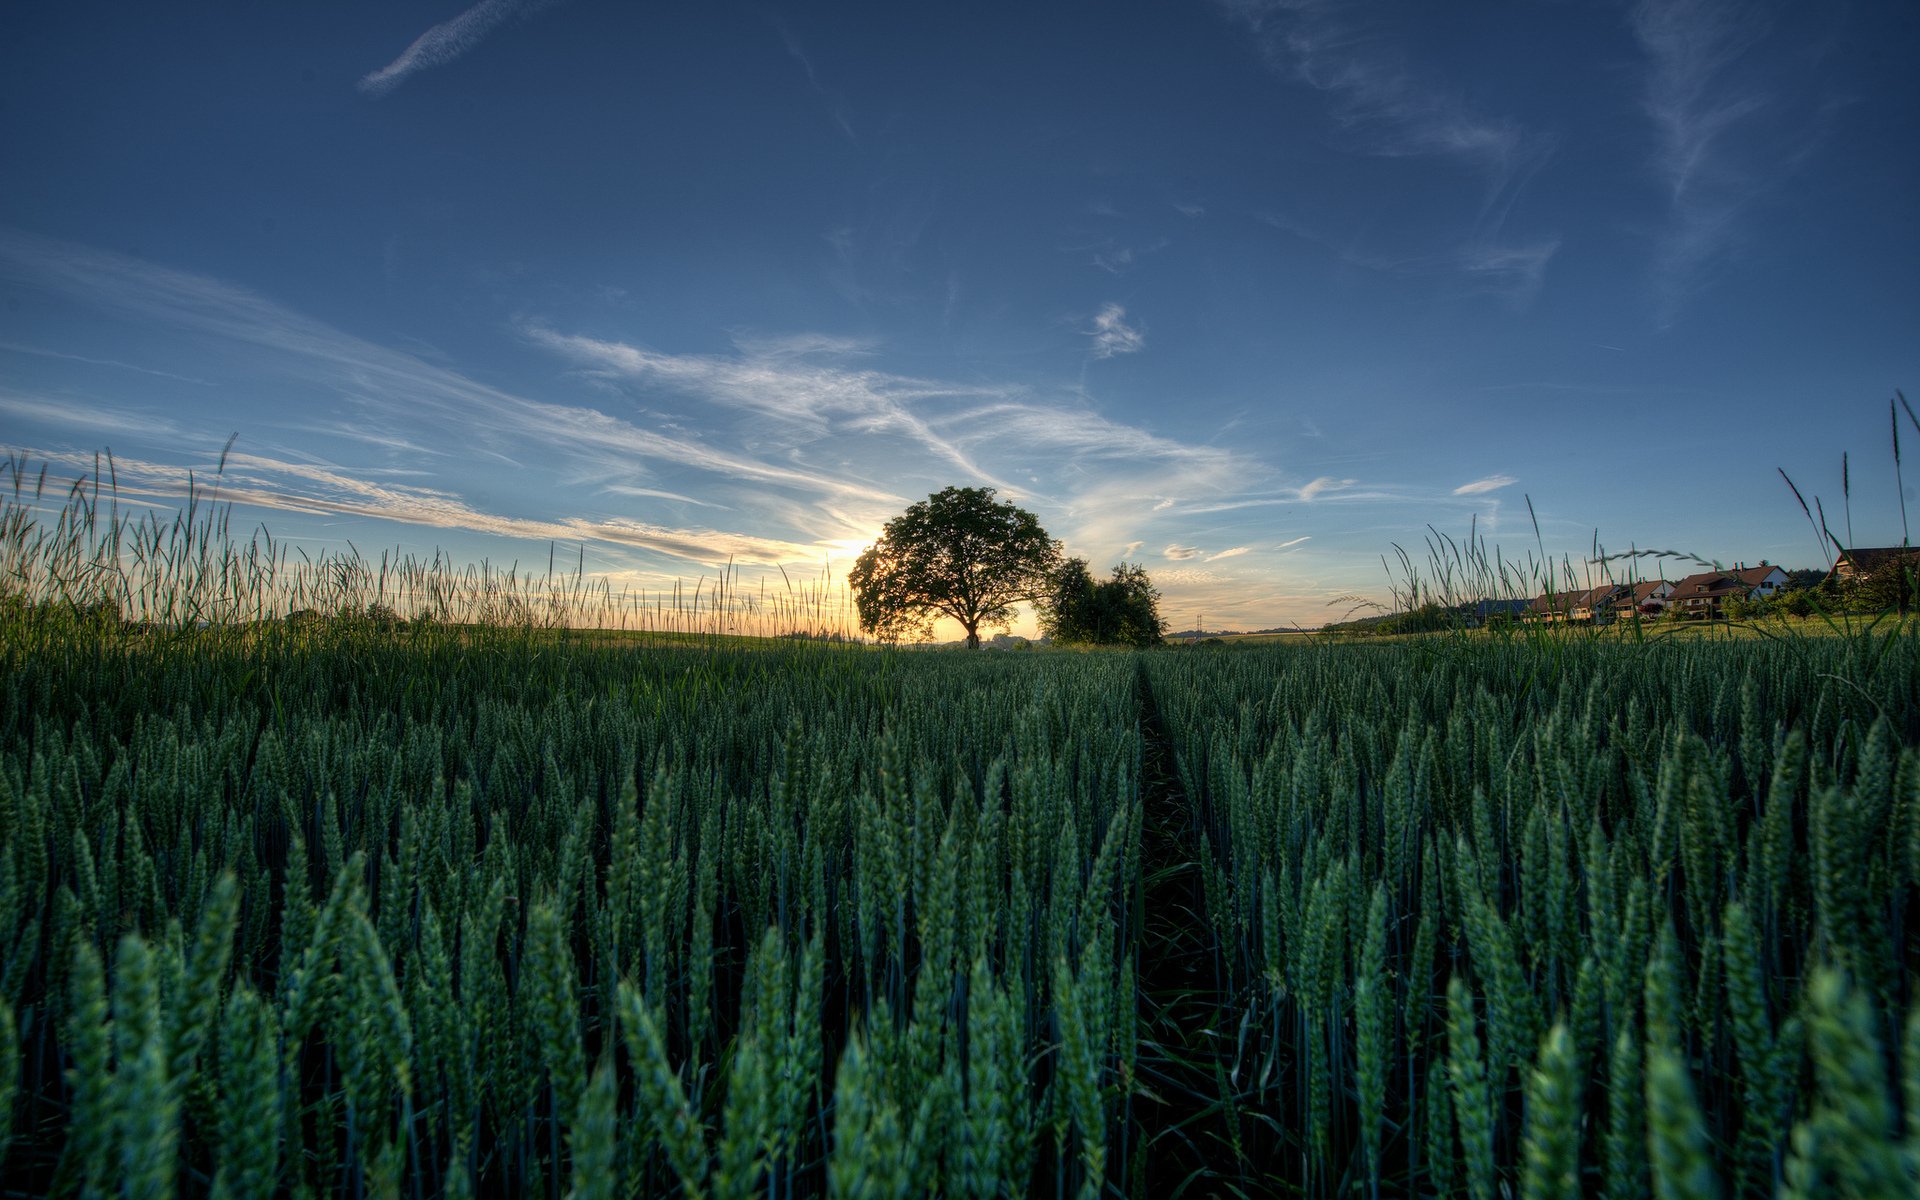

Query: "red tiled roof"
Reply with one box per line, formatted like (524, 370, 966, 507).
(1670, 566, 1779, 601)
(1609, 580, 1672, 607)
(1530, 584, 1629, 612)
(1669, 571, 1743, 600)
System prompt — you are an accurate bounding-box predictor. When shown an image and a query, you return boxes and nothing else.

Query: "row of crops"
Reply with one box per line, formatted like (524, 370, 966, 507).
(0, 616, 1916, 1196)
(0, 621, 1146, 1198)
(1144, 636, 1920, 1198)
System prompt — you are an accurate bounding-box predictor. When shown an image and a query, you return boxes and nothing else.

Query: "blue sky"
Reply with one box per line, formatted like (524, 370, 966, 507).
(2, 0, 1916, 633)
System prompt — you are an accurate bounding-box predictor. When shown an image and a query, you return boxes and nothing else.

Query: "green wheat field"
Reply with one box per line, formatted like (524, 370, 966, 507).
(0, 466, 1915, 1199)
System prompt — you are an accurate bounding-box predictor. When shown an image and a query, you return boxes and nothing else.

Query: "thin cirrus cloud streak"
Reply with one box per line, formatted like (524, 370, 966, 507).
(0, 228, 1269, 589)
(359, 0, 564, 98)
(521, 324, 1007, 489)
(1453, 474, 1516, 496)
(1629, 0, 1793, 324)
(1026, 444, 1257, 556)
(1295, 476, 1356, 501)
(1452, 240, 1561, 307)
(522, 322, 1263, 557)
(1256, 212, 1559, 306)
(1157, 567, 1229, 585)
(1215, 0, 1558, 302)
(20, 446, 826, 567)
(0, 228, 899, 508)
(0, 392, 183, 441)
(0, 341, 215, 387)
(768, 15, 859, 145)
(601, 484, 725, 509)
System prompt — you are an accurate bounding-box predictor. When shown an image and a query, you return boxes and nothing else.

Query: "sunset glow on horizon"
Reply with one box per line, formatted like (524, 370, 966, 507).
(3, 1, 1915, 636)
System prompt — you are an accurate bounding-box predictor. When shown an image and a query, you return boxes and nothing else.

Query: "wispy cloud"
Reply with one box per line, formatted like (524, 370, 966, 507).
(525, 319, 1261, 558)
(590, 360, 1262, 563)
(1087, 303, 1145, 359)
(1069, 237, 1168, 277)
(601, 484, 724, 509)
(1455, 240, 1561, 306)
(0, 229, 1272, 597)
(1296, 475, 1356, 501)
(1217, 1, 1557, 299)
(1453, 473, 1517, 496)
(1628, 0, 1790, 323)
(1206, 546, 1250, 561)
(1122, 540, 1144, 558)
(1257, 211, 1560, 304)
(1275, 535, 1312, 549)
(1164, 544, 1204, 561)
(1174, 476, 1474, 516)
(1221, 1, 1537, 171)
(0, 392, 184, 441)
(943, 401, 1227, 467)
(0, 341, 215, 386)
(1633, 0, 1766, 199)
(0, 228, 898, 512)
(767, 14, 858, 144)
(359, 0, 562, 98)
(22, 445, 824, 567)
(1156, 567, 1231, 586)
(523, 324, 1005, 485)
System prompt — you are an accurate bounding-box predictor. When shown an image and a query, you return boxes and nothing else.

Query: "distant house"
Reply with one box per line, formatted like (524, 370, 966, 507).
(1668, 563, 1788, 619)
(1525, 584, 1627, 623)
(1609, 579, 1675, 618)
(1829, 546, 1920, 584)
(1525, 592, 1571, 623)
(1568, 584, 1629, 623)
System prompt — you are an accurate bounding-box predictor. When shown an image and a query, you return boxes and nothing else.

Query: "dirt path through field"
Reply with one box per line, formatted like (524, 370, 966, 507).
(1129, 662, 1261, 1197)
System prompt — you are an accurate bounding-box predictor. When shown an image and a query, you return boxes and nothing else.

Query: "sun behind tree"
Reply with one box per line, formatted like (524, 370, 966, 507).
(848, 486, 1062, 648)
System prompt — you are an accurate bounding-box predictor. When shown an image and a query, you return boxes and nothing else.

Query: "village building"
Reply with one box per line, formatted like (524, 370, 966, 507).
(1567, 584, 1627, 623)
(1525, 591, 1573, 623)
(1525, 583, 1633, 624)
(1608, 579, 1675, 618)
(1828, 546, 1920, 584)
(1667, 563, 1788, 619)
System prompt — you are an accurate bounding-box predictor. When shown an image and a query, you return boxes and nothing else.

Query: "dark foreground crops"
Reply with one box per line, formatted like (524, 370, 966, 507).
(0, 622, 1916, 1197)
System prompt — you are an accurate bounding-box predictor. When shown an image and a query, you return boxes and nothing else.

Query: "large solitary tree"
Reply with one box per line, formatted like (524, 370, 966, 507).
(848, 486, 1061, 648)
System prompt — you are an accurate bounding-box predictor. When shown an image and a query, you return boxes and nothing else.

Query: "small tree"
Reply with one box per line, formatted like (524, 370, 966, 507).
(1040, 557, 1101, 643)
(1848, 555, 1920, 613)
(848, 486, 1061, 648)
(1040, 558, 1168, 646)
(1378, 601, 1455, 635)
(1101, 561, 1168, 645)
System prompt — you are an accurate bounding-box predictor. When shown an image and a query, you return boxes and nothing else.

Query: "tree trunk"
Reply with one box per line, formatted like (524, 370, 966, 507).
(964, 622, 980, 649)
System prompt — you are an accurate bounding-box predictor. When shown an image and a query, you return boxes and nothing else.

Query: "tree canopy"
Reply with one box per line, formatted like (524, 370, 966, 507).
(848, 486, 1061, 648)
(1038, 558, 1168, 646)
